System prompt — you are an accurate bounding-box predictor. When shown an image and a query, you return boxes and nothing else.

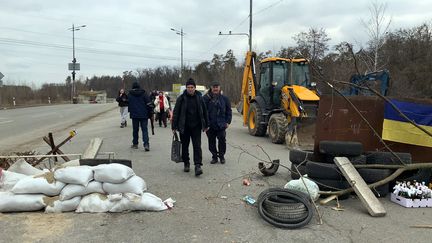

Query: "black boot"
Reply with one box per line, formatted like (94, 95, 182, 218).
(195, 165, 203, 176)
(125, 121, 127, 127)
(210, 158, 218, 164)
(220, 156, 226, 164)
(184, 163, 190, 172)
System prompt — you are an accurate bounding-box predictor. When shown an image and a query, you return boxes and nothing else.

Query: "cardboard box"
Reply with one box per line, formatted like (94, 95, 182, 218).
(391, 193, 432, 208)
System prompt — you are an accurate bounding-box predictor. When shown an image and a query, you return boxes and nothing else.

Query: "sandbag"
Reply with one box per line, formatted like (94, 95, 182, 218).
(59, 181, 104, 201)
(75, 193, 116, 213)
(0, 191, 46, 212)
(109, 193, 168, 212)
(54, 166, 93, 186)
(44, 196, 81, 213)
(0, 170, 28, 191)
(93, 163, 134, 183)
(7, 159, 43, 176)
(284, 175, 320, 201)
(11, 172, 65, 196)
(102, 176, 147, 195)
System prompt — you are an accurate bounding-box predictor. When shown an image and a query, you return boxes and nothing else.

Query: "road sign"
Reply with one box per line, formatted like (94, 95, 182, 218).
(68, 63, 80, 71)
(0, 72, 4, 80)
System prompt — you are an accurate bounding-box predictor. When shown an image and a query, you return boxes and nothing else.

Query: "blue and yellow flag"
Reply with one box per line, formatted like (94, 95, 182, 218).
(382, 99, 432, 147)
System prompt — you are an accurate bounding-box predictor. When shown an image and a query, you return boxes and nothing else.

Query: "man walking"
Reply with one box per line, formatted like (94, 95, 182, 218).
(128, 82, 152, 151)
(203, 81, 232, 164)
(172, 78, 209, 176)
(116, 88, 128, 128)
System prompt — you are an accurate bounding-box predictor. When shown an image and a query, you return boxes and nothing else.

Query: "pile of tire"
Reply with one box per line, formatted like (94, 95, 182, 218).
(289, 140, 418, 199)
(257, 188, 314, 229)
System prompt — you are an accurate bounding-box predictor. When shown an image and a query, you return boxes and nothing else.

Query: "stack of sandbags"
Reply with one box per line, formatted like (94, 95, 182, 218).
(0, 161, 172, 213)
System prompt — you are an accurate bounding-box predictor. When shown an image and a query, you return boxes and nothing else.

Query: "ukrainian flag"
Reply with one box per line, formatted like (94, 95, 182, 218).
(382, 99, 432, 147)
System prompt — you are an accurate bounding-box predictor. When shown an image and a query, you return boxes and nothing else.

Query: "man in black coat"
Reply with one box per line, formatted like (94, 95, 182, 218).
(203, 81, 232, 164)
(172, 78, 209, 176)
(128, 82, 152, 151)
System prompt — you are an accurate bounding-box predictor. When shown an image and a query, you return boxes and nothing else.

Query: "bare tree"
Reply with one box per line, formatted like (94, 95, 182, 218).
(361, 0, 392, 72)
(293, 27, 331, 64)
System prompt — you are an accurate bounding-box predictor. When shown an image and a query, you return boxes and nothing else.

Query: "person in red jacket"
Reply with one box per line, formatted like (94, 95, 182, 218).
(153, 91, 170, 128)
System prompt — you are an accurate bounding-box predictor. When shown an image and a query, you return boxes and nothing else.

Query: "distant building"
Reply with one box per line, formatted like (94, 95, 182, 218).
(77, 90, 107, 104)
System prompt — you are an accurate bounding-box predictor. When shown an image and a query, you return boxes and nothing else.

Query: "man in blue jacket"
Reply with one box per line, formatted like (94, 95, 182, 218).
(203, 81, 232, 164)
(128, 82, 152, 151)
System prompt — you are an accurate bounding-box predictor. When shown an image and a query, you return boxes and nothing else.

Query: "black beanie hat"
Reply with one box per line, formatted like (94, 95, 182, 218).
(185, 78, 196, 87)
(132, 82, 140, 89)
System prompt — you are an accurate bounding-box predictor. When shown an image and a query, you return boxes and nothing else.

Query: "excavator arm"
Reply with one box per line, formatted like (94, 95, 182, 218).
(241, 51, 257, 126)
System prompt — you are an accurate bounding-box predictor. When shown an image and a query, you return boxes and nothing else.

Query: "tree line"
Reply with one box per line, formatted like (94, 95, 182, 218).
(1, 21, 431, 107)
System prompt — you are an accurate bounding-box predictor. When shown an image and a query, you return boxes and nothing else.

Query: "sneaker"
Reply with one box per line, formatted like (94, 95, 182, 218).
(131, 144, 138, 149)
(144, 144, 150, 151)
(210, 158, 218, 164)
(220, 157, 226, 164)
(124, 121, 127, 127)
(184, 163, 190, 172)
(195, 165, 203, 176)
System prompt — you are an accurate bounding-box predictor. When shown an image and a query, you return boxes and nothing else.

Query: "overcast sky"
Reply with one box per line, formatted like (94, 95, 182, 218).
(0, 0, 431, 87)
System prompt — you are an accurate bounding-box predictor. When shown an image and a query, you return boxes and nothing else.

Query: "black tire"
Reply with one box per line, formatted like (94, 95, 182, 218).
(291, 164, 307, 179)
(258, 160, 280, 176)
(319, 140, 363, 156)
(80, 159, 132, 168)
(357, 168, 393, 183)
(365, 152, 412, 165)
(306, 161, 344, 180)
(248, 102, 267, 136)
(311, 178, 350, 200)
(261, 206, 309, 224)
(290, 149, 314, 165)
(268, 113, 288, 144)
(323, 154, 366, 165)
(401, 169, 432, 183)
(257, 188, 314, 229)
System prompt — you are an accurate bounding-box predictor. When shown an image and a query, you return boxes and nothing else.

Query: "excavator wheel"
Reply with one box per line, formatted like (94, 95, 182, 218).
(248, 102, 267, 136)
(268, 113, 288, 144)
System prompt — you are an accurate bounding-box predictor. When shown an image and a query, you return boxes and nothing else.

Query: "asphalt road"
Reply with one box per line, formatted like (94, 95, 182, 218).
(0, 103, 116, 153)
(0, 107, 431, 243)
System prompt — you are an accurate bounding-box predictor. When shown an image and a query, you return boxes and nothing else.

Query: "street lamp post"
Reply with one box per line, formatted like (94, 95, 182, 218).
(218, 31, 250, 51)
(68, 24, 86, 103)
(219, 0, 252, 52)
(170, 28, 185, 79)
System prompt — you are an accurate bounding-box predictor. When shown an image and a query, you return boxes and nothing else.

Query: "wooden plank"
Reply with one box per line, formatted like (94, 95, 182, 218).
(43, 136, 70, 162)
(334, 157, 386, 217)
(82, 138, 103, 159)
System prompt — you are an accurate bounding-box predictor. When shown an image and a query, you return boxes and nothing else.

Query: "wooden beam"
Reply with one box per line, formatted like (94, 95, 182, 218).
(334, 157, 386, 217)
(43, 136, 70, 162)
(82, 138, 103, 159)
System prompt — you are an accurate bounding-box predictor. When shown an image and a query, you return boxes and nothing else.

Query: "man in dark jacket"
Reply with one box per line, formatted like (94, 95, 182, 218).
(172, 78, 209, 176)
(128, 82, 152, 151)
(116, 89, 128, 128)
(203, 81, 232, 164)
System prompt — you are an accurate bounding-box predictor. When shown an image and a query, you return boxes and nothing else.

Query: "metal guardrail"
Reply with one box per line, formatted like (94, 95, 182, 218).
(0, 152, 115, 160)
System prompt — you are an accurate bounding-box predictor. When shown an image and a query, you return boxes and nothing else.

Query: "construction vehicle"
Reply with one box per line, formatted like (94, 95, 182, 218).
(346, 69, 390, 96)
(239, 51, 320, 146)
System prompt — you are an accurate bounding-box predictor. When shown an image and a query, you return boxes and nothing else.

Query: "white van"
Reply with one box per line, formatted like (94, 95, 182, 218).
(179, 85, 208, 95)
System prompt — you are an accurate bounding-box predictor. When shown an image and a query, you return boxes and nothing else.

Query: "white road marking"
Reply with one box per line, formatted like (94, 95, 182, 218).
(0, 120, 13, 125)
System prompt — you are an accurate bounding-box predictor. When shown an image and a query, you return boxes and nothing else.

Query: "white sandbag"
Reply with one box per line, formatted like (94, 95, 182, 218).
(11, 172, 66, 196)
(0, 191, 45, 212)
(107, 193, 123, 202)
(284, 175, 320, 201)
(61, 159, 80, 167)
(59, 181, 104, 201)
(54, 166, 93, 186)
(0, 169, 28, 191)
(7, 159, 43, 176)
(109, 193, 168, 213)
(44, 196, 81, 213)
(75, 193, 116, 213)
(102, 176, 147, 195)
(93, 163, 134, 183)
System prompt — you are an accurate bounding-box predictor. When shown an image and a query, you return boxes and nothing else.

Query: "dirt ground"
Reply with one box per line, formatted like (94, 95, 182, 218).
(0, 106, 431, 243)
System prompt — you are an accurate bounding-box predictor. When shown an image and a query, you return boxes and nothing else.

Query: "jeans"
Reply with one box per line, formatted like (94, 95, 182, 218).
(180, 126, 202, 166)
(120, 106, 128, 124)
(132, 118, 149, 146)
(206, 128, 226, 159)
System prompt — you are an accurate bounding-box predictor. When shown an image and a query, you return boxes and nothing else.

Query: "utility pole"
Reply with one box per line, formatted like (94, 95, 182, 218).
(249, 0, 252, 52)
(68, 24, 86, 103)
(171, 28, 185, 79)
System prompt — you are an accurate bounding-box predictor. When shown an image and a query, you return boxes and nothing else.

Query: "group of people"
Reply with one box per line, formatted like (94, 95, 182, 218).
(116, 78, 232, 177)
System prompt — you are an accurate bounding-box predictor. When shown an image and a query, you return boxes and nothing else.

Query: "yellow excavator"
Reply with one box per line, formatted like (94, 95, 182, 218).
(239, 51, 320, 146)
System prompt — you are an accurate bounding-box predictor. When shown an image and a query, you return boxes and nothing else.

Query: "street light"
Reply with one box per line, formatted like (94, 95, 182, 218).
(68, 24, 86, 103)
(218, 31, 250, 51)
(170, 27, 185, 78)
